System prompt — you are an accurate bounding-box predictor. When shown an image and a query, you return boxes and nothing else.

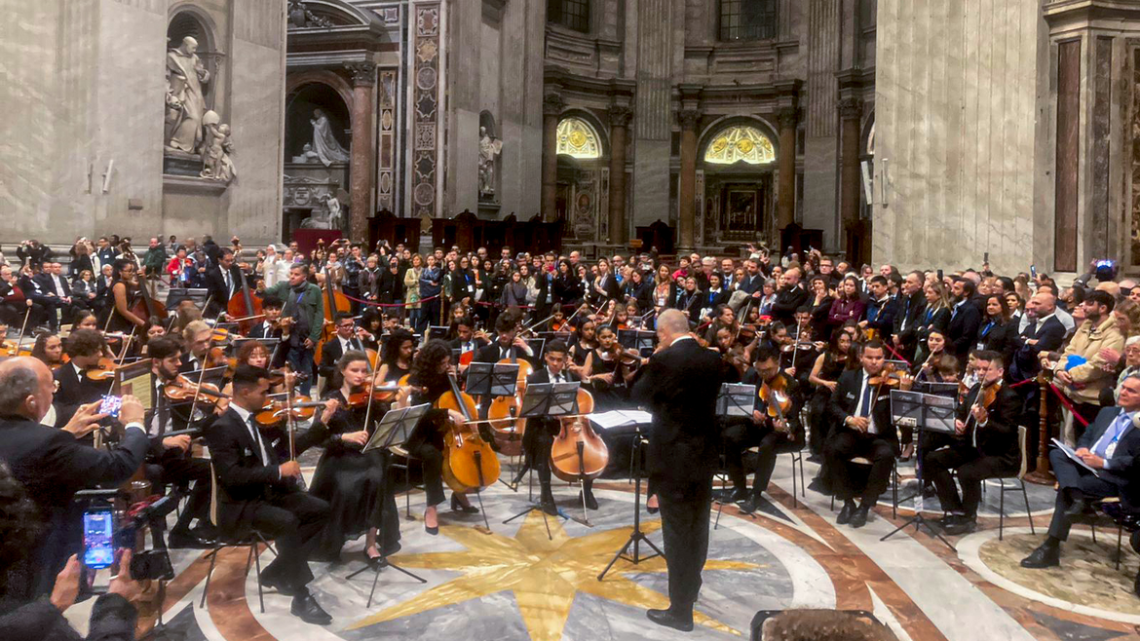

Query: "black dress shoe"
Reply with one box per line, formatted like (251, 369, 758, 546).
(260, 573, 299, 597)
(942, 516, 977, 536)
(291, 591, 332, 625)
(837, 500, 856, 525)
(646, 607, 694, 632)
(168, 529, 214, 549)
(849, 506, 870, 529)
(1020, 542, 1061, 569)
(580, 490, 599, 510)
(451, 493, 479, 514)
(1064, 497, 1088, 518)
(738, 496, 762, 515)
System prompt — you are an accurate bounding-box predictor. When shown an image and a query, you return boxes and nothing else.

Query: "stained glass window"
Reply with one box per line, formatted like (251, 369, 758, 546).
(704, 126, 776, 165)
(557, 117, 602, 159)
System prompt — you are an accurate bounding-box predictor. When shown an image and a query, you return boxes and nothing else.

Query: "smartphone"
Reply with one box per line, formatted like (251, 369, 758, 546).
(98, 395, 122, 419)
(983, 252, 989, 264)
(82, 507, 116, 570)
(1030, 264, 1038, 279)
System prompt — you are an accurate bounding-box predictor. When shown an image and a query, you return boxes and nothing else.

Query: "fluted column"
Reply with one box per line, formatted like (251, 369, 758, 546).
(677, 109, 701, 252)
(346, 62, 376, 241)
(541, 94, 564, 222)
(777, 108, 798, 232)
(607, 105, 633, 245)
(839, 98, 863, 260)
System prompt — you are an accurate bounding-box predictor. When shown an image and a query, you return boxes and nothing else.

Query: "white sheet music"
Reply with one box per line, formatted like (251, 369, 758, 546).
(589, 410, 654, 430)
(1051, 438, 1100, 478)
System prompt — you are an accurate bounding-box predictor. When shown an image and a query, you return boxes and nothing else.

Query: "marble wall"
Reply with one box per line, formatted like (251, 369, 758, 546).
(873, 0, 1046, 276)
(0, 0, 286, 246)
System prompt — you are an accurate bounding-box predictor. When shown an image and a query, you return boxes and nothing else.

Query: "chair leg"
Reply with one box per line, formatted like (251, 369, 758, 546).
(405, 462, 412, 521)
(830, 493, 835, 512)
(1092, 523, 1097, 544)
(892, 465, 898, 520)
(200, 545, 220, 609)
(1116, 525, 1124, 571)
(799, 454, 806, 498)
(999, 484, 1006, 541)
(253, 543, 266, 614)
(1020, 481, 1035, 535)
(790, 454, 798, 509)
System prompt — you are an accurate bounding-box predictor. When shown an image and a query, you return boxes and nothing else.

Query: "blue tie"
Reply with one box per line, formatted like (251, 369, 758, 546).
(859, 378, 874, 417)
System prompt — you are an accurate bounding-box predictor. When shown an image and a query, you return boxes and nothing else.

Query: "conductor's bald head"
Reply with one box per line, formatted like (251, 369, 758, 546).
(0, 357, 53, 422)
(656, 309, 690, 348)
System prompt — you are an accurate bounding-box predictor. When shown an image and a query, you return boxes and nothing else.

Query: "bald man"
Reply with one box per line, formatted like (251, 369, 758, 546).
(631, 309, 727, 632)
(0, 357, 147, 599)
(1011, 292, 1066, 382)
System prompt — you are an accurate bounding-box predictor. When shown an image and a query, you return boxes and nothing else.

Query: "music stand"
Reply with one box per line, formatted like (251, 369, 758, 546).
(503, 382, 582, 536)
(917, 381, 959, 398)
(618, 330, 656, 356)
(880, 390, 957, 550)
(526, 338, 546, 362)
(347, 404, 432, 606)
(426, 325, 448, 341)
(716, 383, 757, 418)
(466, 363, 521, 491)
(597, 412, 661, 581)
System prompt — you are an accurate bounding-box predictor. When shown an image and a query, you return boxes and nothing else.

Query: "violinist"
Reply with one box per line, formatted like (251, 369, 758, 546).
(52, 329, 110, 430)
(178, 320, 223, 381)
(397, 340, 478, 535)
(582, 325, 638, 411)
(724, 344, 805, 515)
(922, 351, 1021, 535)
(263, 263, 324, 396)
(378, 328, 415, 383)
(248, 295, 284, 340)
(702, 304, 738, 345)
(310, 351, 401, 564)
(567, 319, 597, 377)
(317, 313, 366, 388)
(825, 340, 900, 529)
(30, 331, 64, 370)
(70, 309, 117, 358)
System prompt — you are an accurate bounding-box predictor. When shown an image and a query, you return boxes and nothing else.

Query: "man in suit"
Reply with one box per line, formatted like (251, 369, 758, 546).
(35, 262, 74, 325)
(737, 260, 765, 297)
(448, 316, 489, 373)
(204, 365, 333, 624)
(204, 248, 245, 317)
(247, 295, 284, 340)
(923, 351, 1022, 535)
(891, 271, 927, 363)
(947, 278, 982, 362)
(19, 265, 58, 331)
(859, 275, 897, 339)
(770, 268, 808, 327)
(474, 313, 534, 365)
(0, 356, 148, 600)
(1011, 292, 1067, 382)
(317, 313, 365, 385)
(52, 329, 112, 430)
(1021, 375, 1140, 569)
(631, 309, 726, 632)
(826, 340, 899, 529)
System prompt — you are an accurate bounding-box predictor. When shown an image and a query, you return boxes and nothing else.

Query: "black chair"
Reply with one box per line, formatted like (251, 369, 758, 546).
(199, 464, 278, 613)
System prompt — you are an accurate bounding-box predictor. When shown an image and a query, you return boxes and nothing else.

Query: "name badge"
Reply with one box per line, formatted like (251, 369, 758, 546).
(1107, 442, 1118, 459)
(846, 392, 856, 400)
(976, 342, 985, 351)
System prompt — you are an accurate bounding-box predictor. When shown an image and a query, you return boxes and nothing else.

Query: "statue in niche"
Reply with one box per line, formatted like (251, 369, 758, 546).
(294, 143, 321, 164)
(301, 193, 346, 230)
(165, 36, 211, 154)
(200, 111, 236, 184)
(479, 126, 502, 198)
(310, 109, 351, 167)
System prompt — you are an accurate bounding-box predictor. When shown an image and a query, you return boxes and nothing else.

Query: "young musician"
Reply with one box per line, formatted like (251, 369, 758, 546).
(448, 316, 489, 370)
(263, 263, 324, 396)
(825, 340, 900, 529)
(53, 329, 111, 429)
(317, 313, 366, 386)
(475, 313, 533, 364)
(30, 331, 63, 370)
(378, 328, 415, 384)
(204, 365, 334, 624)
(107, 258, 147, 335)
(922, 351, 1020, 535)
(582, 326, 638, 411)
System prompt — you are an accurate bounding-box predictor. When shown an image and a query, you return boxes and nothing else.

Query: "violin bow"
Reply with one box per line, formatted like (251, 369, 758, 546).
(12, 305, 32, 356)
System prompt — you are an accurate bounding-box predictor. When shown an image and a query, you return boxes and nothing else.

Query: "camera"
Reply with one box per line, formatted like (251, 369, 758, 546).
(1095, 259, 1118, 282)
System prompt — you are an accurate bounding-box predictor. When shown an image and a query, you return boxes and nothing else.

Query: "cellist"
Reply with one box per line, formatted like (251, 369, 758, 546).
(395, 340, 478, 536)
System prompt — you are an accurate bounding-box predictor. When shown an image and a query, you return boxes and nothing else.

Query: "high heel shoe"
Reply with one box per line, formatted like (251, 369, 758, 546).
(451, 493, 479, 514)
(646, 496, 659, 515)
(424, 511, 439, 536)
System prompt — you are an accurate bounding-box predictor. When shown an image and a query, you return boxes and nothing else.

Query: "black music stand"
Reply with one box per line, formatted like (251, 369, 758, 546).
(467, 363, 522, 490)
(502, 382, 582, 537)
(347, 403, 432, 607)
(526, 338, 546, 363)
(597, 412, 661, 580)
(880, 390, 957, 550)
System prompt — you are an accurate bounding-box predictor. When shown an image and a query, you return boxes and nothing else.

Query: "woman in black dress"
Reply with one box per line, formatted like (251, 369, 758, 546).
(807, 330, 855, 457)
(377, 328, 415, 384)
(311, 351, 401, 563)
(567, 319, 597, 376)
(105, 258, 147, 344)
(582, 325, 637, 411)
(396, 340, 477, 535)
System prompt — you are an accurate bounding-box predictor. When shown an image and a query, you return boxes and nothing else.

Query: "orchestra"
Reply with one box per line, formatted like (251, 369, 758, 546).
(6, 233, 1140, 634)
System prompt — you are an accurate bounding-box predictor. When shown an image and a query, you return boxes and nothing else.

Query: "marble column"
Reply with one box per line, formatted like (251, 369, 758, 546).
(607, 105, 633, 245)
(346, 61, 376, 242)
(838, 98, 862, 257)
(777, 108, 798, 232)
(541, 94, 564, 223)
(677, 109, 701, 252)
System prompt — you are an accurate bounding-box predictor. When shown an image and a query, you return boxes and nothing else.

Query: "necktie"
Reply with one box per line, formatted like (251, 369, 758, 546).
(859, 377, 874, 417)
(248, 416, 269, 466)
(224, 270, 231, 293)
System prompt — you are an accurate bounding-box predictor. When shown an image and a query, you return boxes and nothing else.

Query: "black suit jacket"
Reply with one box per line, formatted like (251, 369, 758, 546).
(891, 293, 927, 347)
(958, 383, 1021, 464)
(525, 367, 581, 434)
(1012, 315, 1066, 380)
(1075, 407, 1140, 508)
(474, 341, 530, 365)
(631, 338, 727, 485)
(204, 408, 298, 532)
(204, 264, 246, 314)
(828, 368, 900, 454)
(947, 301, 982, 360)
(771, 285, 808, 326)
(35, 273, 71, 299)
(318, 336, 365, 381)
(52, 364, 108, 429)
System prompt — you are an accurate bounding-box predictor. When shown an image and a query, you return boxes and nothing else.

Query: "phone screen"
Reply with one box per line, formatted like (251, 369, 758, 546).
(1030, 265, 1038, 278)
(82, 508, 115, 570)
(98, 395, 122, 419)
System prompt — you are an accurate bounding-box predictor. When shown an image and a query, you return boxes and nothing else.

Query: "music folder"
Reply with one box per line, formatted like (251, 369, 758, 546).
(363, 403, 431, 453)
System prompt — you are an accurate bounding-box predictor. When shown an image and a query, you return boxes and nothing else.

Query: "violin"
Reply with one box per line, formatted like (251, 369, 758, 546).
(759, 375, 793, 423)
(437, 373, 500, 493)
(550, 388, 609, 483)
(84, 357, 120, 382)
(346, 379, 401, 408)
(962, 380, 1001, 443)
(163, 374, 229, 407)
(254, 395, 324, 427)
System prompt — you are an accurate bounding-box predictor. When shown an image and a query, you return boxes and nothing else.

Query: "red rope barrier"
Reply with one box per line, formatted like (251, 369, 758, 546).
(338, 292, 441, 308)
(1047, 382, 1091, 428)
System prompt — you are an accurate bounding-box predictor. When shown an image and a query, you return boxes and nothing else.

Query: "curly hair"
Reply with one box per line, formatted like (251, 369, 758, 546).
(409, 339, 451, 388)
(0, 463, 41, 594)
(383, 328, 415, 369)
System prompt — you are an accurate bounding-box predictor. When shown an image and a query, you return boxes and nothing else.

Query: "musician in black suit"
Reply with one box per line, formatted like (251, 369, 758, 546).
(52, 329, 111, 430)
(947, 278, 982, 362)
(0, 357, 148, 600)
(203, 365, 333, 624)
(317, 313, 366, 385)
(631, 309, 726, 632)
(891, 272, 927, 362)
(825, 340, 899, 529)
(474, 313, 534, 365)
(725, 344, 806, 516)
(203, 248, 246, 317)
(1022, 375, 1140, 569)
(248, 296, 284, 340)
(923, 351, 1021, 535)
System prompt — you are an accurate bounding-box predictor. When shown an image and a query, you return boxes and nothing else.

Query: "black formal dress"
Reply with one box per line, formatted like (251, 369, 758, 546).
(204, 407, 330, 593)
(404, 374, 455, 507)
(630, 337, 726, 610)
(825, 368, 900, 505)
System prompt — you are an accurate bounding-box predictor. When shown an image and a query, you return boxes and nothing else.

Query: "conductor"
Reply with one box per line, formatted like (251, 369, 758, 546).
(631, 309, 726, 632)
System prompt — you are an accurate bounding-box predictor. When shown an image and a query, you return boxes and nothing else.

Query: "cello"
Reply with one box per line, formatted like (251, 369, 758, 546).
(314, 264, 351, 366)
(437, 373, 500, 500)
(550, 388, 607, 482)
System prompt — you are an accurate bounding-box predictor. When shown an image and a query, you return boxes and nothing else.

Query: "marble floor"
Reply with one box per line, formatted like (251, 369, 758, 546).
(65, 455, 1140, 640)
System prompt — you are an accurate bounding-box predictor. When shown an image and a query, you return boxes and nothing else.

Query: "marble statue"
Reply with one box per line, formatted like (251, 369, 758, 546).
(293, 143, 321, 164)
(310, 109, 351, 167)
(200, 111, 236, 184)
(165, 36, 211, 154)
(300, 193, 344, 230)
(288, 1, 333, 29)
(479, 126, 503, 197)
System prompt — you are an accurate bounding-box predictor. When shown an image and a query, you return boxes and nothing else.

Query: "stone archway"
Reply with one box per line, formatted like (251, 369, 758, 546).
(555, 113, 610, 242)
(283, 76, 356, 238)
(697, 120, 779, 246)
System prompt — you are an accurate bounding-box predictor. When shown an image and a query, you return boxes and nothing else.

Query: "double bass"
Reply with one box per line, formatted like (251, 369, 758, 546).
(314, 264, 352, 366)
(226, 262, 263, 335)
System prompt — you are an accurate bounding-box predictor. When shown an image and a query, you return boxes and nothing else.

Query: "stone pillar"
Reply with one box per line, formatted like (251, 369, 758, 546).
(541, 94, 564, 222)
(838, 98, 863, 258)
(607, 105, 633, 245)
(677, 109, 701, 252)
(346, 62, 376, 242)
(777, 108, 798, 232)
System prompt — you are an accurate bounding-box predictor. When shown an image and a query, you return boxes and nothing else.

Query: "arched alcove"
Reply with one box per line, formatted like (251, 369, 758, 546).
(698, 120, 779, 242)
(166, 9, 217, 110)
(555, 113, 609, 241)
(285, 82, 353, 161)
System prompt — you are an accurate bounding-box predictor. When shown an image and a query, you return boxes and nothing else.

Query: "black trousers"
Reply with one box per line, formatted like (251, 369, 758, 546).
(248, 491, 330, 592)
(923, 444, 1017, 518)
(522, 419, 594, 499)
(723, 422, 800, 497)
(657, 477, 713, 608)
(148, 451, 212, 532)
(825, 430, 894, 504)
(1046, 448, 1120, 541)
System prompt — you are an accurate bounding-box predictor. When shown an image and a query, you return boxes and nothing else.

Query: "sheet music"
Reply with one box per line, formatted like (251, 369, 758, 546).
(589, 410, 653, 430)
(1052, 438, 1100, 478)
(119, 371, 153, 410)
